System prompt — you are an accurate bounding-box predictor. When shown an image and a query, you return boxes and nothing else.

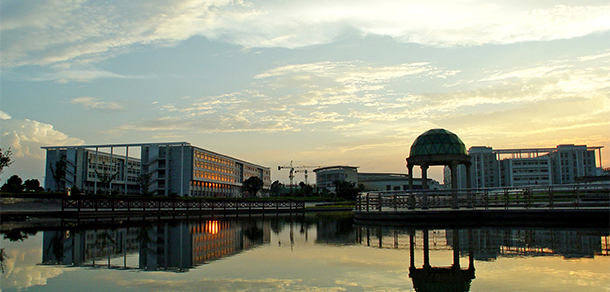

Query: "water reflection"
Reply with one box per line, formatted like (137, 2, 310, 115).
(356, 226, 610, 292)
(41, 218, 272, 272)
(1, 214, 608, 291)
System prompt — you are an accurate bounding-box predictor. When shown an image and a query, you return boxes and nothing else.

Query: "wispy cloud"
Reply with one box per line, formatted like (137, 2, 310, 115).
(115, 61, 446, 133)
(2, 1, 609, 68)
(70, 97, 126, 112)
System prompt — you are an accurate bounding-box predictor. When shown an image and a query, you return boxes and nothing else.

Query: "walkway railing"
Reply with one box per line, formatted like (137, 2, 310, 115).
(356, 183, 610, 211)
(62, 198, 305, 213)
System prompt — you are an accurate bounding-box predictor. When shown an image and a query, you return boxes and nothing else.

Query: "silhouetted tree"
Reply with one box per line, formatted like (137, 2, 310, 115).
(270, 180, 283, 197)
(95, 170, 119, 194)
(333, 180, 363, 201)
(0, 248, 6, 273)
(137, 172, 153, 196)
(2, 230, 37, 242)
(23, 179, 44, 192)
(242, 176, 264, 197)
(50, 160, 66, 192)
(0, 148, 13, 178)
(298, 182, 314, 197)
(1, 175, 24, 192)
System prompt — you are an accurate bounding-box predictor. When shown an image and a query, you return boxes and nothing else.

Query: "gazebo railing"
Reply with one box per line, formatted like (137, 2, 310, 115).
(61, 198, 305, 213)
(356, 183, 610, 211)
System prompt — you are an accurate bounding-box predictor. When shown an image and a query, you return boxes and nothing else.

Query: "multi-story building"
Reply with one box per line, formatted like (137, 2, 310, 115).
(43, 142, 271, 197)
(43, 147, 141, 195)
(500, 156, 552, 186)
(446, 144, 603, 188)
(469, 146, 500, 188)
(313, 166, 359, 191)
(313, 166, 440, 192)
(551, 144, 598, 184)
(358, 173, 440, 191)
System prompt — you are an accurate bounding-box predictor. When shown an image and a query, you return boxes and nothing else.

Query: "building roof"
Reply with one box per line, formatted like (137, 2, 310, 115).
(410, 129, 467, 157)
(313, 166, 358, 172)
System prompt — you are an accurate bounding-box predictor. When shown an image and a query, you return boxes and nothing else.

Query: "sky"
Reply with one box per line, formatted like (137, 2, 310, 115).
(1, 0, 609, 185)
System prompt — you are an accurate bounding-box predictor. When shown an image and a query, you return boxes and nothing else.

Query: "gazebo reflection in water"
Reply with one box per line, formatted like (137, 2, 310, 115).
(358, 228, 476, 292)
(409, 229, 475, 292)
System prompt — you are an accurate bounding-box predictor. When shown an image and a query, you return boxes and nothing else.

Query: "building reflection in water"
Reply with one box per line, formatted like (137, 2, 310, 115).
(357, 226, 610, 292)
(42, 219, 270, 272)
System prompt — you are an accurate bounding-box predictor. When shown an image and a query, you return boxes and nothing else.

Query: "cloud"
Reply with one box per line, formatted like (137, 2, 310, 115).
(1, 240, 65, 290)
(2, 1, 609, 68)
(70, 97, 125, 112)
(48, 68, 149, 83)
(111, 277, 302, 292)
(114, 61, 444, 134)
(1, 117, 84, 160)
(0, 110, 12, 120)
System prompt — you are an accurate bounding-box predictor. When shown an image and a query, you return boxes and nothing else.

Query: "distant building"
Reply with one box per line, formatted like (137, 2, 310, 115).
(358, 173, 440, 191)
(43, 142, 271, 197)
(446, 144, 603, 188)
(313, 166, 358, 191)
(313, 166, 440, 192)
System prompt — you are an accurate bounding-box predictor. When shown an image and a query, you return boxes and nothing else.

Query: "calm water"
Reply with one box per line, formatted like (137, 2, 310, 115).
(1, 213, 609, 291)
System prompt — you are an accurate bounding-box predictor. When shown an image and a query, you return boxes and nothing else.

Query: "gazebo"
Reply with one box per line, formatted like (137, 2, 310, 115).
(406, 129, 471, 208)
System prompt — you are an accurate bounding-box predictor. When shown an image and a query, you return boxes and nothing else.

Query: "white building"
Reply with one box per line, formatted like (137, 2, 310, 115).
(358, 172, 440, 191)
(313, 166, 440, 192)
(313, 166, 359, 191)
(43, 142, 271, 197)
(447, 144, 603, 188)
(43, 147, 141, 195)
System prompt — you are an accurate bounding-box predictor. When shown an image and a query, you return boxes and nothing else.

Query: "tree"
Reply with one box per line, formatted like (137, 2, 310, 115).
(270, 180, 283, 197)
(50, 160, 67, 192)
(298, 182, 314, 197)
(23, 179, 44, 192)
(1, 175, 24, 192)
(333, 180, 363, 201)
(241, 176, 264, 197)
(137, 172, 153, 196)
(0, 148, 13, 178)
(95, 170, 119, 194)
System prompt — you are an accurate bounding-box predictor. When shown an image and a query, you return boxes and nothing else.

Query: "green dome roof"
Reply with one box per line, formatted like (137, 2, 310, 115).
(410, 129, 467, 157)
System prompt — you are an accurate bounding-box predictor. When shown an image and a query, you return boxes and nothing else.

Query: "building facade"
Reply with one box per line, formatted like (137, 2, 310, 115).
(313, 166, 440, 192)
(43, 147, 141, 195)
(43, 142, 271, 197)
(446, 144, 603, 188)
(358, 173, 440, 191)
(313, 166, 359, 191)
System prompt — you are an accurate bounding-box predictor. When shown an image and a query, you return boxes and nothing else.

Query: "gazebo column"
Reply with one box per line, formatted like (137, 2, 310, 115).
(450, 161, 459, 209)
(421, 163, 429, 209)
(465, 162, 472, 189)
(421, 164, 429, 190)
(468, 229, 474, 271)
(423, 229, 431, 269)
(407, 163, 415, 209)
(409, 229, 415, 269)
(407, 163, 414, 190)
(452, 229, 461, 270)
(466, 162, 473, 207)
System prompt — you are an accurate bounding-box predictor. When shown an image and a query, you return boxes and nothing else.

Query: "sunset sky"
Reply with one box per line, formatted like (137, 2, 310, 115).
(1, 0, 609, 184)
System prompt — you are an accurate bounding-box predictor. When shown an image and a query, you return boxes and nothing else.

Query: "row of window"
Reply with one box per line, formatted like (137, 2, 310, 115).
(190, 181, 233, 188)
(193, 170, 235, 182)
(194, 151, 233, 166)
(194, 161, 235, 175)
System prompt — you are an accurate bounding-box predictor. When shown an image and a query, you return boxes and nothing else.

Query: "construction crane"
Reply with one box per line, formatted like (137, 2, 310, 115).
(278, 160, 321, 187)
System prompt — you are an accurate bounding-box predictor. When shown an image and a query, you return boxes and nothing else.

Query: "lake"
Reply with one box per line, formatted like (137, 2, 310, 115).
(1, 213, 608, 291)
